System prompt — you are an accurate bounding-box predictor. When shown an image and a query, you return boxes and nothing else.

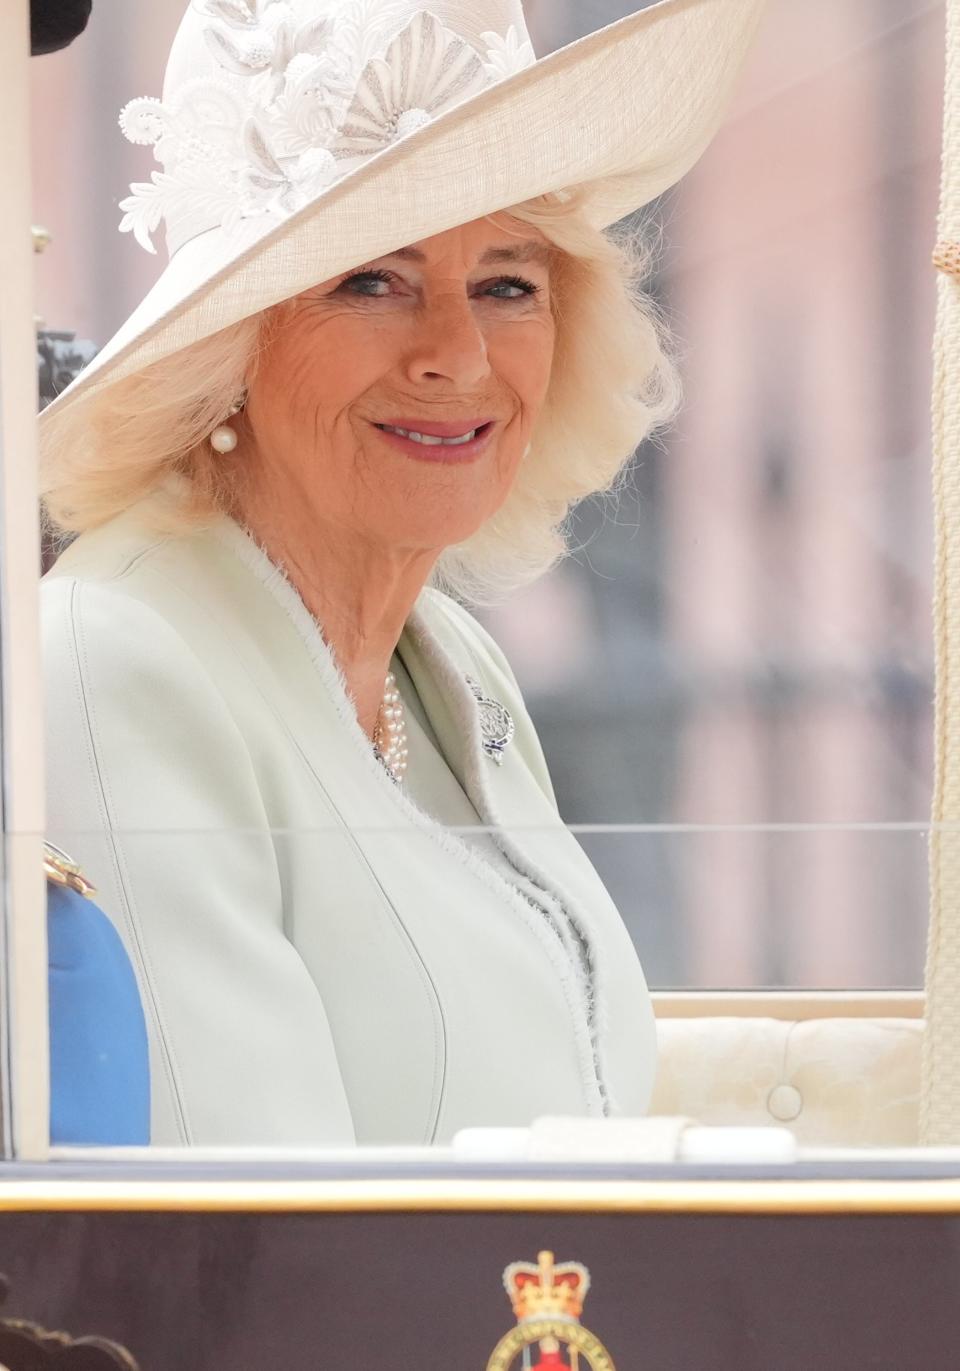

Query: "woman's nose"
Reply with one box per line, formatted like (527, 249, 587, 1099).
(403, 293, 491, 390)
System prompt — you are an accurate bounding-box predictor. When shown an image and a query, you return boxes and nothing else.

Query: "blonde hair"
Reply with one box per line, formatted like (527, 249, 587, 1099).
(40, 191, 681, 604)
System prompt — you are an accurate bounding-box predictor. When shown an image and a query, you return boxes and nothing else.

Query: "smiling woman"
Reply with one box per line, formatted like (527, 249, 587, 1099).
(41, 196, 676, 604)
(36, 0, 765, 1146)
(229, 217, 559, 735)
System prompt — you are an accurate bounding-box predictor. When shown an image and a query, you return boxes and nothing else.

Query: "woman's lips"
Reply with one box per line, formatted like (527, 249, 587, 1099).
(370, 419, 496, 462)
(380, 418, 493, 438)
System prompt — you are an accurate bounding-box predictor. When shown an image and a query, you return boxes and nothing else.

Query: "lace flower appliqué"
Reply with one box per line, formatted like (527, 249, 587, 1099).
(117, 0, 538, 254)
(480, 25, 535, 81)
(333, 11, 487, 159)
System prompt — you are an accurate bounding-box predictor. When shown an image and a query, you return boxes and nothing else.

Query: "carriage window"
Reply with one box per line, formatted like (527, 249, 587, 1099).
(14, 0, 943, 1166)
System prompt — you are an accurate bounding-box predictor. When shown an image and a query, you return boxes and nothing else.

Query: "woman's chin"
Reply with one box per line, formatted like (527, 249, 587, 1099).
(375, 514, 489, 552)
(353, 476, 508, 552)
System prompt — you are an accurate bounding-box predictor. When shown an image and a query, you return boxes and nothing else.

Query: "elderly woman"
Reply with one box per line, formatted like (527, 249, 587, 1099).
(39, 0, 764, 1145)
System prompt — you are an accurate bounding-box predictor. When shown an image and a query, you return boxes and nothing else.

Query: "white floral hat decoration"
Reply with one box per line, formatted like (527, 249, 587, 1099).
(42, 0, 768, 421)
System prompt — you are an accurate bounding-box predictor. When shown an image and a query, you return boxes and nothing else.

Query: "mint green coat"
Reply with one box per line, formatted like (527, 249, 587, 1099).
(42, 496, 656, 1146)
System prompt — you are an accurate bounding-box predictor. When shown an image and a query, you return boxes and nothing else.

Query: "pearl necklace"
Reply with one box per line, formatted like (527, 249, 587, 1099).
(372, 671, 408, 783)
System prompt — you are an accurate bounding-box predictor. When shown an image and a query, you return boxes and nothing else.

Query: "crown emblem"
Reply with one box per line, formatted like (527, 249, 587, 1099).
(486, 1251, 616, 1371)
(504, 1250, 590, 1323)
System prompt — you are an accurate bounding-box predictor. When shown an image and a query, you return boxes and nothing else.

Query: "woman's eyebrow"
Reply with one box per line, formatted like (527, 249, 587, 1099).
(380, 241, 553, 267)
(478, 242, 553, 267)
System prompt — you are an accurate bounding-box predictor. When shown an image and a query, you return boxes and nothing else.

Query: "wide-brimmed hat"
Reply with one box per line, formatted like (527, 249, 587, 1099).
(41, 0, 767, 424)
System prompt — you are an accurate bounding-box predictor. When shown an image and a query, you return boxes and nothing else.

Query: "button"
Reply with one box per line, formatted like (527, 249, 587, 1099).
(767, 1083, 803, 1122)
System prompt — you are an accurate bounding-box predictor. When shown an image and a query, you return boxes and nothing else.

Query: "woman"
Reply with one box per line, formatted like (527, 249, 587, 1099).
(39, 0, 765, 1146)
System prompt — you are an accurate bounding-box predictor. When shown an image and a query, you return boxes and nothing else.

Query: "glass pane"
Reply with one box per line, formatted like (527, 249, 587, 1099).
(481, 0, 942, 987)
(24, 0, 942, 1162)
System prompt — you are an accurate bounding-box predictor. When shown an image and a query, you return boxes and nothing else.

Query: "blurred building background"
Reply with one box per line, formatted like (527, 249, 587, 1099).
(29, 0, 943, 987)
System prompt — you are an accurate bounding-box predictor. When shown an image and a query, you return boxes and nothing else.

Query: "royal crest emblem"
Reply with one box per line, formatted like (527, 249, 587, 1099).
(486, 1250, 616, 1370)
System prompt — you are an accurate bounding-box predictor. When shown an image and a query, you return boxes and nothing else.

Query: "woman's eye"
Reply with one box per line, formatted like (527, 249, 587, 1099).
(484, 275, 541, 300)
(335, 270, 541, 300)
(339, 270, 395, 296)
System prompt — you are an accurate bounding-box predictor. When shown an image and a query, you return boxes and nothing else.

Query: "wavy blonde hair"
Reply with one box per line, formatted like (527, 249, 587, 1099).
(40, 190, 681, 604)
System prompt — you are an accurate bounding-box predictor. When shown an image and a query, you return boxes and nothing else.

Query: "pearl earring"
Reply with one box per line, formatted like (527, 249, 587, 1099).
(210, 424, 238, 453)
(209, 391, 246, 454)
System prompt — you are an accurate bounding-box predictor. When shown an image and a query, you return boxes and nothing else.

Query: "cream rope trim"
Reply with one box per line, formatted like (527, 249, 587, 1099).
(923, 0, 960, 1144)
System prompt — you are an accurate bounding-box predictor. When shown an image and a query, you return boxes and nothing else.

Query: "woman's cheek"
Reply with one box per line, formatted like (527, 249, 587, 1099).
(501, 317, 554, 401)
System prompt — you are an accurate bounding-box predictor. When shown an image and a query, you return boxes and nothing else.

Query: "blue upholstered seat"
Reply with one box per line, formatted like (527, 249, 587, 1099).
(47, 883, 150, 1145)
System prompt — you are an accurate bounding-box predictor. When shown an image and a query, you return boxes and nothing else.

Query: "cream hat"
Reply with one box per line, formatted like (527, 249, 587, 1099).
(42, 0, 767, 422)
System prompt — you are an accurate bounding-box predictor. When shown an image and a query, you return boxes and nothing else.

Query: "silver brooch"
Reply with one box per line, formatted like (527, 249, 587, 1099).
(466, 675, 515, 765)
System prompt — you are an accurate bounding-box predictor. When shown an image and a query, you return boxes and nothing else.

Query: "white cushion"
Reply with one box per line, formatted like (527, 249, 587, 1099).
(650, 1017, 922, 1147)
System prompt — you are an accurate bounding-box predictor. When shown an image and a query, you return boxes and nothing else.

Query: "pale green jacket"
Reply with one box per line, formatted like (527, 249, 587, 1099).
(42, 496, 656, 1146)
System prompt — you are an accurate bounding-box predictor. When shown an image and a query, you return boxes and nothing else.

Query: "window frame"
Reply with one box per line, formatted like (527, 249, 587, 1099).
(2, 0, 50, 1163)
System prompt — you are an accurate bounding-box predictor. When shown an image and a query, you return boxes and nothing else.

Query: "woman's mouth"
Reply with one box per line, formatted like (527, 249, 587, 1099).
(371, 419, 495, 461)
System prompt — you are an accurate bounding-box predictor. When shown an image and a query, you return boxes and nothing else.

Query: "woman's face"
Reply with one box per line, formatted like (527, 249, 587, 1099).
(242, 214, 556, 555)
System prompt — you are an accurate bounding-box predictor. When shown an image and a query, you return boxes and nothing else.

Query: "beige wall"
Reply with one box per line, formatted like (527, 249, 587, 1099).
(31, 0, 184, 344)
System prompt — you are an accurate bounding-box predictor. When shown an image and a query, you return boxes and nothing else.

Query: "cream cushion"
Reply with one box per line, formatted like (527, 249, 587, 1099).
(651, 1017, 923, 1147)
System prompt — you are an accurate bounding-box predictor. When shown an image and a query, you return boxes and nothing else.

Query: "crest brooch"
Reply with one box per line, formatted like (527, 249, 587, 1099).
(466, 675, 515, 765)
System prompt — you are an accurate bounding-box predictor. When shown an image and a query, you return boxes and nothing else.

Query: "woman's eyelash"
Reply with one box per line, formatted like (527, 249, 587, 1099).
(336, 269, 541, 296)
(339, 268, 396, 291)
(492, 274, 540, 296)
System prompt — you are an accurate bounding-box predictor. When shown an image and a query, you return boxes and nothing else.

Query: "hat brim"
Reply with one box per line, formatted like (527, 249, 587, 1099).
(42, 0, 766, 423)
